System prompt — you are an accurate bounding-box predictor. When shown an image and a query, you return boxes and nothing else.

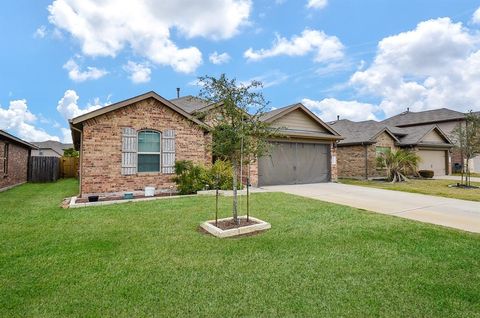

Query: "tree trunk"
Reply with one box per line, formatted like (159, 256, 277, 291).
(232, 160, 238, 224)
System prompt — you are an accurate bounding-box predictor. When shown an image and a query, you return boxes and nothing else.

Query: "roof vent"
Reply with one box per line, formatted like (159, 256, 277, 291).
(176, 87, 180, 98)
(337, 115, 340, 121)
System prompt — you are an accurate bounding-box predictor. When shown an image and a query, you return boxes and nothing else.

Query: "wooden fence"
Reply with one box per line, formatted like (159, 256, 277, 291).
(28, 156, 60, 182)
(60, 156, 79, 178)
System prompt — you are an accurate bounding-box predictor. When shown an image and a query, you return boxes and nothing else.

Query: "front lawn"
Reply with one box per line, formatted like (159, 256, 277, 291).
(452, 172, 480, 178)
(1, 180, 479, 317)
(340, 178, 480, 202)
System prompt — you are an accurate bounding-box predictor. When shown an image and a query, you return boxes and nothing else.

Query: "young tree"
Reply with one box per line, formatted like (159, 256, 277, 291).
(451, 112, 480, 187)
(376, 149, 420, 183)
(198, 74, 275, 223)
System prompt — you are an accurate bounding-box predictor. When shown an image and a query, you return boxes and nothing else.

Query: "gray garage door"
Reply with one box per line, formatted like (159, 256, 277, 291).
(258, 142, 330, 186)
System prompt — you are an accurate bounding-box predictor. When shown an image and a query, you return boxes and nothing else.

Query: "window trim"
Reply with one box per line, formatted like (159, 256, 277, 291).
(137, 130, 162, 173)
(3, 143, 9, 176)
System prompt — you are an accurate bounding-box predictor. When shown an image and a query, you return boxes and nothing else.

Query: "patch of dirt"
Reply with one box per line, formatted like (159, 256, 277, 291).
(209, 218, 259, 230)
(448, 184, 480, 189)
(75, 192, 176, 204)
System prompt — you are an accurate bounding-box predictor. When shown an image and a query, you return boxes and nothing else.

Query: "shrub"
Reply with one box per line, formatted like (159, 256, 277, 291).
(418, 170, 434, 179)
(173, 160, 234, 194)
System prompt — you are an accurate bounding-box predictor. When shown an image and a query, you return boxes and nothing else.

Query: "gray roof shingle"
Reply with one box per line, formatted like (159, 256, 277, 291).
(169, 95, 211, 114)
(32, 140, 73, 155)
(329, 120, 401, 145)
(382, 108, 466, 127)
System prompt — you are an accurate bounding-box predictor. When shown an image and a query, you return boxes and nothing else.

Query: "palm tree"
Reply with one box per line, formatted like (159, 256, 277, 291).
(376, 149, 420, 183)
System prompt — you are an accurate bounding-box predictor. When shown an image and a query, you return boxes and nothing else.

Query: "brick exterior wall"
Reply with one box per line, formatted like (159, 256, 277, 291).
(80, 98, 212, 197)
(0, 140, 30, 190)
(337, 132, 397, 179)
(330, 142, 338, 182)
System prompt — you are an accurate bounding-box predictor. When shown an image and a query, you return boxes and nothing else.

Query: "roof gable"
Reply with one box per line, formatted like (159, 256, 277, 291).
(70, 91, 208, 129)
(397, 125, 452, 146)
(261, 103, 340, 137)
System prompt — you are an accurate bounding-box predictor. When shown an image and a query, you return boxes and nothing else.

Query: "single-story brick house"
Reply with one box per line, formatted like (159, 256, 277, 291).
(0, 130, 38, 191)
(329, 119, 453, 179)
(382, 108, 480, 173)
(70, 91, 212, 198)
(70, 92, 342, 197)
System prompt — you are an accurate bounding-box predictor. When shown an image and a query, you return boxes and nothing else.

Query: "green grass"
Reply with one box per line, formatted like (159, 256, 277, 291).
(340, 178, 480, 202)
(1, 180, 480, 317)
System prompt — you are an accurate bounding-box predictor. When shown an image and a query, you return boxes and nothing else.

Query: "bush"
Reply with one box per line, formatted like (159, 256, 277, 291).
(173, 160, 234, 194)
(418, 170, 434, 178)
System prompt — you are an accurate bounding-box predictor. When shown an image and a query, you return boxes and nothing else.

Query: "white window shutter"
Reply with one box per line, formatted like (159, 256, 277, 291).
(162, 130, 175, 174)
(122, 127, 137, 175)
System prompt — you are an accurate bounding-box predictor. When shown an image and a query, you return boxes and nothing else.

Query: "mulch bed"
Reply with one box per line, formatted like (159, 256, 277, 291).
(75, 192, 176, 204)
(209, 218, 259, 230)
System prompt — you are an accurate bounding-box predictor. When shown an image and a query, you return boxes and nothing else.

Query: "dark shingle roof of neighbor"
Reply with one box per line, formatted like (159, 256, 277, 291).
(169, 95, 211, 114)
(330, 119, 452, 146)
(329, 119, 402, 145)
(382, 108, 466, 127)
(32, 140, 73, 155)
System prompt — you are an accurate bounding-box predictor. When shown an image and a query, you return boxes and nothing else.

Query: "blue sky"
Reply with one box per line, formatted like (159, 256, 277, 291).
(1, 0, 480, 142)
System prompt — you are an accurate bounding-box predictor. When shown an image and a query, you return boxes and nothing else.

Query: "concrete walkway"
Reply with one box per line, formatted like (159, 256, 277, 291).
(434, 175, 480, 183)
(262, 183, 480, 234)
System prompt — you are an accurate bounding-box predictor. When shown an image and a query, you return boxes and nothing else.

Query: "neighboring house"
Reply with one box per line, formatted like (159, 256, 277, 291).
(31, 140, 73, 157)
(70, 92, 342, 197)
(330, 120, 453, 179)
(382, 108, 480, 173)
(0, 130, 38, 191)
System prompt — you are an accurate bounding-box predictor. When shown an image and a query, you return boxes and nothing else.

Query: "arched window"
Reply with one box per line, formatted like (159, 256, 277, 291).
(138, 130, 161, 172)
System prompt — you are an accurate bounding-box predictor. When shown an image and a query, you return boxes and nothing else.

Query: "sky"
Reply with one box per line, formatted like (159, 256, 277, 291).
(1, 0, 480, 143)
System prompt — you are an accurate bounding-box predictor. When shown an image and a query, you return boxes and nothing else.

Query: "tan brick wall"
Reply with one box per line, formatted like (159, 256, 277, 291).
(337, 132, 397, 179)
(330, 143, 338, 181)
(0, 140, 29, 190)
(80, 97, 211, 197)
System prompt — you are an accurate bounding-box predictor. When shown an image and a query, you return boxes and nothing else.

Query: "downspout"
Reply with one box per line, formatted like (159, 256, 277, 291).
(71, 125, 83, 197)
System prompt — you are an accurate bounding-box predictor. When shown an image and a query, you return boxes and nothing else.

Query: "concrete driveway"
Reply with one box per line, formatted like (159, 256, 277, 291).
(262, 183, 480, 233)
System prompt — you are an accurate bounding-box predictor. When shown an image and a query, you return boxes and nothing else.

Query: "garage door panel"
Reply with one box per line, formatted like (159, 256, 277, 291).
(418, 150, 447, 176)
(295, 143, 330, 184)
(258, 142, 330, 186)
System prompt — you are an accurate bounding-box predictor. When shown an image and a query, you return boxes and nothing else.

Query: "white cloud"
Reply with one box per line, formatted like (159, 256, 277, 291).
(302, 98, 379, 122)
(34, 25, 47, 38)
(123, 61, 151, 84)
(0, 99, 60, 142)
(56, 90, 105, 121)
(63, 59, 108, 82)
(209, 51, 231, 65)
(307, 0, 327, 10)
(48, 0, 251, 73)
(244, 29, 344, 63)
(350, 17, 480, 117)
(472, 7, 480, 24)
(60, 127, 72, 143)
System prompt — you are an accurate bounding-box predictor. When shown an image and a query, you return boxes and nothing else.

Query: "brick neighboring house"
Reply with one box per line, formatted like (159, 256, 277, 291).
(330, 120, 453, 179)
(0, 130, 38, 191)
(382, 108, 480, 173)
(31, 140, 73, 157)
(70, 92, 212, 198)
